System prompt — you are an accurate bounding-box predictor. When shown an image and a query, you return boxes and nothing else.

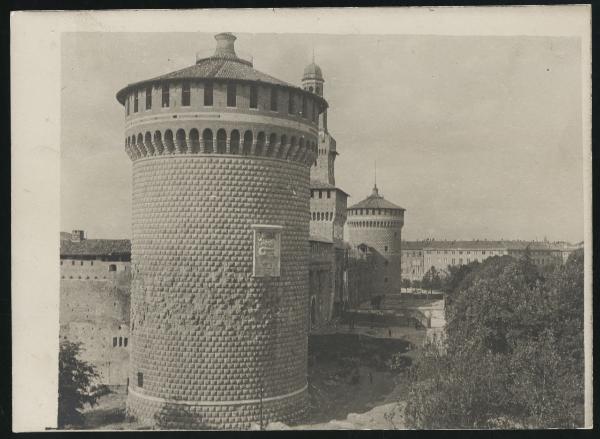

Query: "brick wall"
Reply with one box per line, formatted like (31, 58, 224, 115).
(347, 216, 403, 295)
(59, 270, 131, 386)
(127, 155, 310, 429)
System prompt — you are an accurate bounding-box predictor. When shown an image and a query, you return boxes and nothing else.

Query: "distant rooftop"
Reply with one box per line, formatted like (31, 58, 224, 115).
(310, 179, 350, 196)
(60, 231, 131, 257)
(348, 185, 404, 211)
(401, 239, 579, 251)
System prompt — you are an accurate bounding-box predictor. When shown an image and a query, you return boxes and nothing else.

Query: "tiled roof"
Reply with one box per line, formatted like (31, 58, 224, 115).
(401, 240, 571, 251)
(61, 239, 131, 257)
(309, 235, 333, 244)
(401, 241, 429, 250)
(348, 186, 404, 211)
(310, 180, 350, 196)
(116, 56, 298, 104)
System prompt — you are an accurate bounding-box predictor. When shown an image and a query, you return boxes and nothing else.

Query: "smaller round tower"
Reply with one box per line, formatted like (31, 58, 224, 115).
(346, 185, 405, 296)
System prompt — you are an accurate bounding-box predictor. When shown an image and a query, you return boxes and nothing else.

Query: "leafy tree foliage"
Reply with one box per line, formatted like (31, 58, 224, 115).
(58, 340, 100, 428)
(405, 249, 584, 428)
(421, 266, 442, 292)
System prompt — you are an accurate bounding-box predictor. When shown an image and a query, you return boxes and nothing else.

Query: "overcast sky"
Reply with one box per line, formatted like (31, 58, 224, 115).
(61, 32, 583, 242)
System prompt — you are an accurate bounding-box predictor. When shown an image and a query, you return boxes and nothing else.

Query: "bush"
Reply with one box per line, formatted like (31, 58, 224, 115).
(405, 251, 584, 428)
(58, 340, 100, 428)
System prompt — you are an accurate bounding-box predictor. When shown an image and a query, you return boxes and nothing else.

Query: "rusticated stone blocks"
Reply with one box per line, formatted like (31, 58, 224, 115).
(127, 155, 310, 429)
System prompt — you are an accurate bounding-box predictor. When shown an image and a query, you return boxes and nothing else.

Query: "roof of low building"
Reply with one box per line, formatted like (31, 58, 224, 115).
(309, 235, 333, 244)
(348, 185, 404, 211)
(116, 33, 327, 109)
(401, 239, 571, 251)
(310, 180, 350, 196)
(61, 239, 131, 257)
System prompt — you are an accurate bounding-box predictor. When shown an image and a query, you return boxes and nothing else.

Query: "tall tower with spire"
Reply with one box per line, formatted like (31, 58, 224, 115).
(303, 57, 349, 321)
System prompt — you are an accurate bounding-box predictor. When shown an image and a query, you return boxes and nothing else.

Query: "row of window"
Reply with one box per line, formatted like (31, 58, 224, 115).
(312, 211, 334, 221)
(348, 220, 402, 228)
(60, 260, 123, 271)
(348, 208, 403, 216)
(112, 336, 128, 347)
(425, 250, 503, 256)
(311, 189, 332, 199)
(126, 82, 319, 123)
(62, 275, 109, 280)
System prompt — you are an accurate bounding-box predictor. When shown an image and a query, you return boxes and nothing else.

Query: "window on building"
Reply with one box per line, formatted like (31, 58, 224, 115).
(71, 260, 75, 266)
(60, 260, 63, 265)
(288, 92, 295, 114)
(134, 90, 138, 112)
(313, 101, 318, 122)
(90, 261, 94, 266)
(109, 264, 117, 272)
(181, 81, 191, 106)
(161, 84, 169, 108)
(227, 83, 237, 107)
(124, 337, 128, 347)
(119, 337, 123, 347)
(250, 85, 258, 109)
(137, 372, 143, 388)
(145, 85, 152, 109)
(126, 99, 129, 115)
(204, 82, 213, 106)
(384, 277, 388, 283)
(113, 337, 117, 347)
(385, 260, 388, 266)
(319, 190, 322, 199)
(327, 190, 331, 199)
(385, 246, 388, 252)
(80, 261, 83, 266)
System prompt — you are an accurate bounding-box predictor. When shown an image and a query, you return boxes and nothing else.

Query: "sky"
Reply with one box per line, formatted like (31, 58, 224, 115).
(61, 32, 584, 242)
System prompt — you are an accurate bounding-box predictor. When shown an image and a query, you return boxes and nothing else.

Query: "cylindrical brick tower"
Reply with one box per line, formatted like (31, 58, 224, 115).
(115, 33, 323, 429)
(346, 185, 405, 296)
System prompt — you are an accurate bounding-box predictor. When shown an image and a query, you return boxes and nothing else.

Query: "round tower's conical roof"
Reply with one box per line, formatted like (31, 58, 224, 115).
(348, 185, 405, 211)
(116, 33, 328, 110)
(302, 62, 323, 81)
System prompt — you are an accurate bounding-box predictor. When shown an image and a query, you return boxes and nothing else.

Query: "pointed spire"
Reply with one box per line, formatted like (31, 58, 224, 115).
(371, 161, 380, 197)
(374, 160, 377, 189)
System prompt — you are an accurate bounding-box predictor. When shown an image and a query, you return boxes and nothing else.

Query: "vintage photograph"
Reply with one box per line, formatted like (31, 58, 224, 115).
(11, 7, 592, 431)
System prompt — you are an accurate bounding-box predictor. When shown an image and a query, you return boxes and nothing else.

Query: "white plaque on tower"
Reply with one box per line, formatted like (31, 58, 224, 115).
(251, 225, 283, 277)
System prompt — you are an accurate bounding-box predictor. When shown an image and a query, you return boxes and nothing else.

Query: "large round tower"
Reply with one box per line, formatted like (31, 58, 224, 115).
(346, 185, 405, 296)
(116, 33, 323, 429)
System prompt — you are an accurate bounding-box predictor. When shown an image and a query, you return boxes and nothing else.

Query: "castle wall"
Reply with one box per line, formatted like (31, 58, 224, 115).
(59, 267, 131, 386)
(308, 240, 333, 327)
(128, 155, 310, 429)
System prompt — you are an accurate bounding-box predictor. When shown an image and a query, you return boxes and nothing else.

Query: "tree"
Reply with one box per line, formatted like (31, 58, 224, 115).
(58, 340, 100, 428)
(401, 278, 411, 290)
(405, 251, 584, 428)
(421, 267, 442, 292)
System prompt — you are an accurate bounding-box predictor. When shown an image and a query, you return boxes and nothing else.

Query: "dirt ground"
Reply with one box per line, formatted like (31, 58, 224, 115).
(79, 330, 416, 430)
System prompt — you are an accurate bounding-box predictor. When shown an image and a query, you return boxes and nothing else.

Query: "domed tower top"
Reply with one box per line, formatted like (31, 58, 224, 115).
(348, 184, 405, 214)
(302, 56, 324, 97)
